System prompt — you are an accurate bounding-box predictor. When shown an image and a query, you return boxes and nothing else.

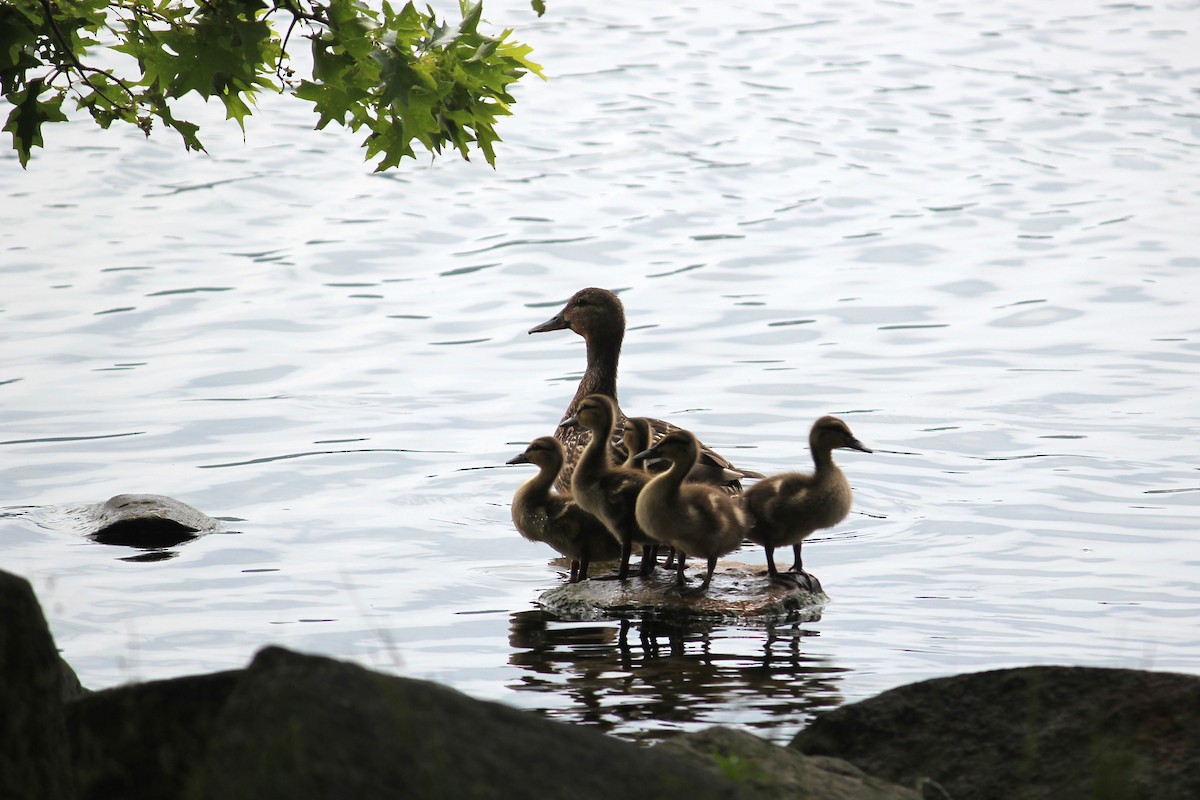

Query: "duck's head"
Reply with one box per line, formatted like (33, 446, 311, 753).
(811, 416, 872, 454)
(622, 417, 654, 459)
(528, 287, 626, 343)
(559, 393, 617, 434)
(507, 436, 565, 470)
(635, 429, 699, 466)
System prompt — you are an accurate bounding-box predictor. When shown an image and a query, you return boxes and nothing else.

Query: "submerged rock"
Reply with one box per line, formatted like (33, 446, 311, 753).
(791, 665, 1200, 800)
(656, 726, 921, 800)
(538, 561, 826, 621)
(84, 494, 219, 550)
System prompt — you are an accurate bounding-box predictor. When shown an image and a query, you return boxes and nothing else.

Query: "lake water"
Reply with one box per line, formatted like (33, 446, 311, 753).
(2, 0, 1197, 744)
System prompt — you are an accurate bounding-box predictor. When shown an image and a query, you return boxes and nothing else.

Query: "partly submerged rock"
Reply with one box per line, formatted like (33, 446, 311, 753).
(538, 561, 826, 621)
(655, 726, 921, 800)
(791, 665, 1200, 800)
(84, 494, 219, 550)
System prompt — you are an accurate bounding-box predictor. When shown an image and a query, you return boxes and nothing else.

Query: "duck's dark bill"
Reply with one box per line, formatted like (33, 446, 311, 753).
(528, 311, 568, 334)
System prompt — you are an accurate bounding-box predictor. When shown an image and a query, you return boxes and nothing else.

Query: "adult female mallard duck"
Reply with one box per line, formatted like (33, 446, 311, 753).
(742, 416, 872, 591)
(559, 394, 655, 581)
(507, 436, 622, 583)
(633, 429, 750, 596)
(528, 287, 762, 492)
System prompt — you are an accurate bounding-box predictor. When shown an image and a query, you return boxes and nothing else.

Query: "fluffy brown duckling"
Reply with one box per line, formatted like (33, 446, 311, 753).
(742, 416, 872, 591)
(529, 287, 762, 492)
(621, 416, 654, 470)
(623, 416, 677, 567)
(633, 429, 750, 596)
(559, 394, 655, 581)
(507, 436, 622, 583)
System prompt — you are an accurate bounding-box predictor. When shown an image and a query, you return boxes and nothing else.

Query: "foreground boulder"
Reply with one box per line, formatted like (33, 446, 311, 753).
(655, 726, 920, 800)
(68, 646, 754, 800)
(0, 571, 74, 800)
(791, 665, 1200, 800)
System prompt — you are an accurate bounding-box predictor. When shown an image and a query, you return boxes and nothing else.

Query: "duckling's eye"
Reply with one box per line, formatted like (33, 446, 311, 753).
(573, 298, 589, 307)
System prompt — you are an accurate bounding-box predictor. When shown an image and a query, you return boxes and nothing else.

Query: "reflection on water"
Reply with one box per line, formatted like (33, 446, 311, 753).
(508, 610, 847, 743)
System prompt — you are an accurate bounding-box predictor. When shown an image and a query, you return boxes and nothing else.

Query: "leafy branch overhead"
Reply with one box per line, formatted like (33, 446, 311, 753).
(0, 0, 544, 170)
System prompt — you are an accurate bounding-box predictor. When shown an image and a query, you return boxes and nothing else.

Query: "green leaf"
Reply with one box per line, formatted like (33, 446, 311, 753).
(3, 79, 68, 168)
(2, 0, 542, 169)
(531, 0, 546, 17)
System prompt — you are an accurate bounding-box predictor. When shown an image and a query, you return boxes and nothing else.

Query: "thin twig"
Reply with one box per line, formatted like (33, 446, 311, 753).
(39, 0, 137, 107)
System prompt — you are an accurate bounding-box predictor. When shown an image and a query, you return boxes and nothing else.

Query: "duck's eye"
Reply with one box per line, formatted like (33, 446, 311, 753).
(573, 298, 589, 307)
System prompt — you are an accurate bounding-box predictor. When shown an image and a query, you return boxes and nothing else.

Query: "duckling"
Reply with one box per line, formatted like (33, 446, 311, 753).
(621, 417, 655, 470)
(507, 436, 623, 583)
(634, 429, 750, 596)
(529, 287, 763, 492)
(742, 416, 872, 591)
(622, 416, 676, 568)
(559, 394, 655, 581)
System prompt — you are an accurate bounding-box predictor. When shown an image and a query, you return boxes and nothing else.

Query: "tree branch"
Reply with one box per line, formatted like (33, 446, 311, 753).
(38, 0, 137, 107)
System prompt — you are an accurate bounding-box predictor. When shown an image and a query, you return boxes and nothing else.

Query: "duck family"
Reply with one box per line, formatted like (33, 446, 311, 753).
(508, 287, 872, 597)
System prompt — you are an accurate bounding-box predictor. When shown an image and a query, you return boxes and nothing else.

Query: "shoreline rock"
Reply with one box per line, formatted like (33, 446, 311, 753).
(5, 566, 1198, 800)
(792, 665, 1200, 800)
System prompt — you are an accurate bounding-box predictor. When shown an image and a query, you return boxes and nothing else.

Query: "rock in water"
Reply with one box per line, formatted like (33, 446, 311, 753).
(85, 494, 219, 549)
(538, 561, 826, 621)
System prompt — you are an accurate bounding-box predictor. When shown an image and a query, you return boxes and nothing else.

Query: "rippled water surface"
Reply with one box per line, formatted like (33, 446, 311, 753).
(2, 0, 1198, 744)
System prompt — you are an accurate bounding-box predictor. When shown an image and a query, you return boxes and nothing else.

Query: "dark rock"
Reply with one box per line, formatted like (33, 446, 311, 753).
(86, 494, 218, 549)
(791, 665, 1200, 800)
(58, 655, 87, 700)
(0, 570, 74, 800)
(655, 726, 921, 800)
(66, 671, 240, 800)
(181, 646, 752, 800)
(539, 561, 826, 621)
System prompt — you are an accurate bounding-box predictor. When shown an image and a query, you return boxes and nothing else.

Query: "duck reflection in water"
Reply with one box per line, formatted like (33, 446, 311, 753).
(507, 609, 845, 743)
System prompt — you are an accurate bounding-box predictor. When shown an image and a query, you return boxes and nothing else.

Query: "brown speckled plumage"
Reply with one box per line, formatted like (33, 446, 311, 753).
(528, 287, 762, 494)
